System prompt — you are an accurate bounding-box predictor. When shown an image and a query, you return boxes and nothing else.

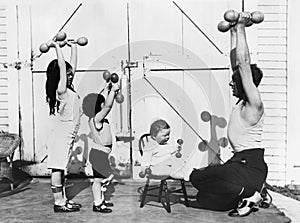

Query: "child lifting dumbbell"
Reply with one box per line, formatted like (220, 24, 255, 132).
(39, 31, 88, 53)
(45, 31, 82, 213)
(217, 9, 264, 32)
(82, 70, 121, 213)
(139, 119, 185, 180)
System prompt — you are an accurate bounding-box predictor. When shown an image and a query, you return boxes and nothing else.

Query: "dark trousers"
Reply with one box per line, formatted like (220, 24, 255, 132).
(189, 148, 268, 211)
(89, 148, 112, 179)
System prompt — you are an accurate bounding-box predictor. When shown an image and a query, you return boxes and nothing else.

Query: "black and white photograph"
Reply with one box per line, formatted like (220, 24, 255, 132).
(0, 0, 299, 222)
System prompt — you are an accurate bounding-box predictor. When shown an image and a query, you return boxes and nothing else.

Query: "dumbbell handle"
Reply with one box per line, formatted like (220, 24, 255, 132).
(59, 39, 79, 46)
(232, 11, 264, 24)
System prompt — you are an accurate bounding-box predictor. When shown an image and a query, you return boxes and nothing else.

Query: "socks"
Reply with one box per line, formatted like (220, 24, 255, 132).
(244, 191, 262, 203)
(51, 185, 65, 206)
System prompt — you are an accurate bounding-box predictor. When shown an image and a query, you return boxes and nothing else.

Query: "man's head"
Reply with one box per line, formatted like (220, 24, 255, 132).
(229, 64, 263, 99)
(150, 119, 171, 145)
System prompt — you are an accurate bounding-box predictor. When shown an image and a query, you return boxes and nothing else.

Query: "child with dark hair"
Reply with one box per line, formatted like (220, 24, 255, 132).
(45, 40, 82, 212)
(82, 81, 119, 213)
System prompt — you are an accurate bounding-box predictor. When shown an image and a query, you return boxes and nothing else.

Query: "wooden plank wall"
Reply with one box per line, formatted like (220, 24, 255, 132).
(258, 0, 288, 186)
(0, 6, 9, 131)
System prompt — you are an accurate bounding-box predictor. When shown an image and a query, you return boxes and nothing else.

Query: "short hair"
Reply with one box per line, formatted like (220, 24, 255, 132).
(233, 64, 263, 87)
(232, 64, 263, 100)
(82, 93, 105, 118)
(150, 119, 170, 138)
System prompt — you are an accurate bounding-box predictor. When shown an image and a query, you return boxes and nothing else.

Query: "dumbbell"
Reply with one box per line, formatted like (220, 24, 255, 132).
(217, 10, 264, 32)
(139, 167, 152, 178)
(175, 139, 183, 158)
(39, 35, 88, 53)
(225, 10, 264, 24)
(102, 71, 119, 83)
(110, 73, 125, 104)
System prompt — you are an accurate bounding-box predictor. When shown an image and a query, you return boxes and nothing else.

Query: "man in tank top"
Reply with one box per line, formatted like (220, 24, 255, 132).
(189, 12, 268, 217)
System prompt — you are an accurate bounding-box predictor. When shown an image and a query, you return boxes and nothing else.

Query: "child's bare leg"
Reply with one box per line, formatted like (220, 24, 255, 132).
(51, 169, 65, 205)
(170, 159, 195, 180)
(92, 178, 103, 206)
(92, 177, 113, 213)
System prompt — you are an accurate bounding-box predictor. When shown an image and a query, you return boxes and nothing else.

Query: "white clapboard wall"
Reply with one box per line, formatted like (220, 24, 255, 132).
(258, 0, 288, 186)
(0, 6, 9, 131)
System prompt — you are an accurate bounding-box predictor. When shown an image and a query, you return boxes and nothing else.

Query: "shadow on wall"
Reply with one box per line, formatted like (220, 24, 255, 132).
(198, 111, 229, 165)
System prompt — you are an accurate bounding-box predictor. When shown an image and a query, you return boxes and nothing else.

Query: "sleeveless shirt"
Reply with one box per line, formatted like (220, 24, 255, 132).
(227, 101, 264, 152)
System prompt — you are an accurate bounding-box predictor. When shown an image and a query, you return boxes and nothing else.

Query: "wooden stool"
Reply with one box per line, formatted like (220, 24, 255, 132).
(139, 175, 189, 213)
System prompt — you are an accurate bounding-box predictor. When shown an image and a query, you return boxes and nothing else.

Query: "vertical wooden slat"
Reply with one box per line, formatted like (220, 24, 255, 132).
(0, 6, 8, 131)
(258, 2, 288, 185)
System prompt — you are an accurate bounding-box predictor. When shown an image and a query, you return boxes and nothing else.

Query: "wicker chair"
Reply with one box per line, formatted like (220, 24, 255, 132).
(0, 132, 21, 190)
(138, 133, 189, 213)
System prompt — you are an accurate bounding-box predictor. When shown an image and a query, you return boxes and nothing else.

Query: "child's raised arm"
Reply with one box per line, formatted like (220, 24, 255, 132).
(69, 41, 77, 76)
(94, 83, 120, 127)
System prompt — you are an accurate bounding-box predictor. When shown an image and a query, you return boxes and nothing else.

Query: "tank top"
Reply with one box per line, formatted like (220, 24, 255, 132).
(227, 101, 264, 152)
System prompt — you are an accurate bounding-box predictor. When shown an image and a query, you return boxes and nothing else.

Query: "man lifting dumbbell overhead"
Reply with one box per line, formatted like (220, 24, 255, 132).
(189, 11, 268, 217)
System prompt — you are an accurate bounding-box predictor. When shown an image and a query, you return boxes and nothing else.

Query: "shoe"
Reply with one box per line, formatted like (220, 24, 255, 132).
(66, 199, 82, 208)
(54, 202, 80, 213)
(228, 200, 257, 217)
(259, 184, 272, 208)
(228, 191, 262, 217)
(93, 203, 112, 213)
(103, 200, 114, 207)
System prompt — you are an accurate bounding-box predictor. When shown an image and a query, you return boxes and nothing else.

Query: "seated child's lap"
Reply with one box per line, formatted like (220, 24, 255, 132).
(151, 158, 173, 176)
